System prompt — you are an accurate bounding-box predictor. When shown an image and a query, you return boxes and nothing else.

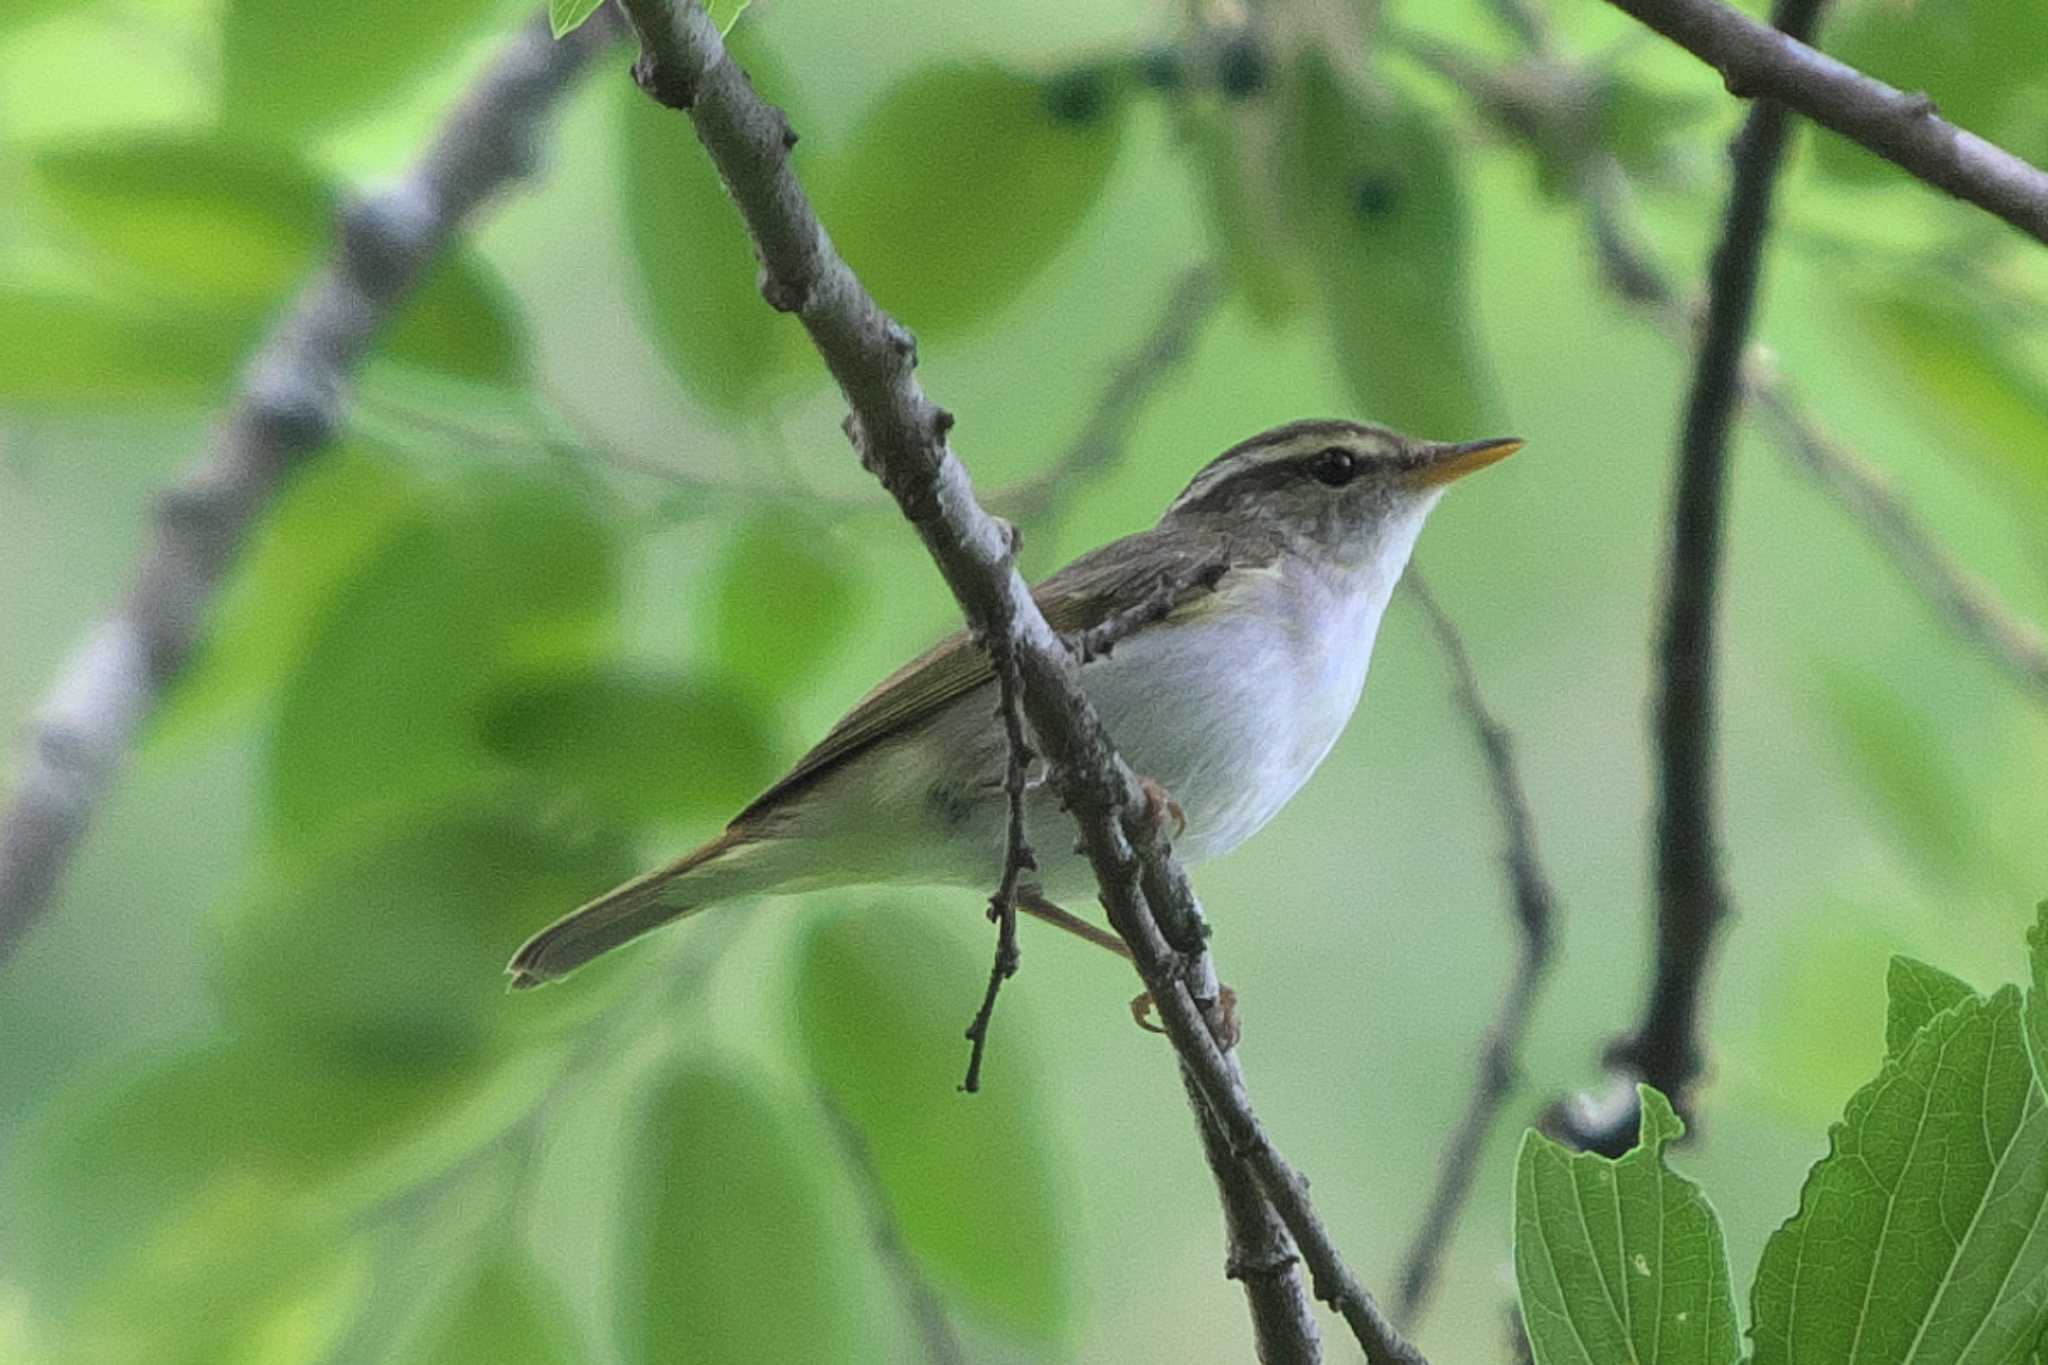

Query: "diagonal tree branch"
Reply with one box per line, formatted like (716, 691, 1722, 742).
(1598, 0, 2048, 244)
(0, 10, 617, 971)
(1394, 571, 1558, 1325)
(1598, 0, 1829, 1150)
(611, 2, 1424, 1360)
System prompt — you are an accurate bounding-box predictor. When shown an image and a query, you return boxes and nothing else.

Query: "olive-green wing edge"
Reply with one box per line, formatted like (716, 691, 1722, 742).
(728, 527, 1250, 827)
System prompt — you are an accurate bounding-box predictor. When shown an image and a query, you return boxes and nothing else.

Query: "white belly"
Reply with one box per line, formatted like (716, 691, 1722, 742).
(778, 560, 1394, 902)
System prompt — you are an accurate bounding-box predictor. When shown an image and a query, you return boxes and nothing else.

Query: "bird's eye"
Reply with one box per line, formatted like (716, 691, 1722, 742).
(1309, 446, 1360, 487)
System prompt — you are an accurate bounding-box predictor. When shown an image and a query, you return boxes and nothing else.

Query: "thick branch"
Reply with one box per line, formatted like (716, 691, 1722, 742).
(613, 3, 1423, 1359)
(1611, 0, 1827, 1143)
(1600, 0, 2048, 243)
(1394, 573, 1557, 1325)
(0, 10, 614, 969)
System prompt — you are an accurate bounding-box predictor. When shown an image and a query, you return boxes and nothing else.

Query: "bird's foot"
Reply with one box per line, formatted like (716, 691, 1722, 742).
(1129, 983, 1240, 1051)
(1135, 775, 1186, 840)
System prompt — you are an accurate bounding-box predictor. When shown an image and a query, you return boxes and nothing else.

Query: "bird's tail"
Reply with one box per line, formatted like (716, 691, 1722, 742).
(507, 828, 772, 988)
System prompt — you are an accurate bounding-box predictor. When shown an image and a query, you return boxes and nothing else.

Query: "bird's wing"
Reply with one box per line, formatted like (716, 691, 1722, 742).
(730, 524, 1255, 826)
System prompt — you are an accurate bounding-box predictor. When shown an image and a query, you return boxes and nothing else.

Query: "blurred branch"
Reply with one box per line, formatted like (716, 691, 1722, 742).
(1597, 0, 1827, 1150)
(960, 631, 1034, 1094)
(0, 9, 617, 970)
(1598, 0, 2048, 243)
(1394, 572, 1557, 1326)
(611, 2, 1424, 1360)
(997, 264, 1226, 527)
(817, 1091, 968, 1365)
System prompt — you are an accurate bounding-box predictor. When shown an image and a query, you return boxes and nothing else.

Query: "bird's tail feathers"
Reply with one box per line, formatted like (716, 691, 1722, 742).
(507, 828, 770, 988)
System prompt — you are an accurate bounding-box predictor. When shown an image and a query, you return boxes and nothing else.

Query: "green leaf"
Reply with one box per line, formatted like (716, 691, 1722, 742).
(265, 470, 619, 853)
(1750, 984, 2048, 1363)
(153, 446, 424, 747)
(1817, 662, 1985, 886)
(0, 286, 245, 405)
(1514, 1085, 1741, 1365)
(1814, 0, 2048, 183)
(709, 513, 863, 700)
(1182, 101, 1303, 326)
(221, 0, 508, 140)
(215, 801, 636, 1067)
(819, 61, 1124, 338)
(796, 905, 1074, 1339)
(409, 1246, 580, 1365)
(548, 0, 606, 39)
(478, 663, 781, 825)
(1278, 53, 1496, 437)
(707, 0, 750, 34)
(1886, 956, 1978, 1057)
(1850, 286, 2048, 516)
(32, 134, 531, 389)
(621, 1056, 883, 1364)
(7, 1040, 553, 1329)
(617, 33, 812, 417)
(2029, 902, 2048, 1093)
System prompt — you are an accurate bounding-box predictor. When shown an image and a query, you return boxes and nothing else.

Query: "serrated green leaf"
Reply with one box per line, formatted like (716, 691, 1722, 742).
(152, 446, 424, 748)
(221, 0, 507, 140)
(710, 514, 862, 700)
(1514, 1086, 1740, 1365)
(1850, 287, 2048, 516)
(265, 471, 618, 853)
(796, 906, 1074, 1340)
(2028, 902, 2048, 1093)
(216, 802, 635, 1066)
(617, 33, 811, 416)
(1750, 985, 2048, 1363)
(31, 134, 531, 389)
(819, 61, 1124, 338)
(1886, 956, 1978, 1057)
(0, 286, 246, 404)
(622, 1057, 883, 1364)
(409, 1246, 579, 1365)
(478, 663, 780, 825)
(1278, 53, 1496, 437)
(548, 0, 606, 39)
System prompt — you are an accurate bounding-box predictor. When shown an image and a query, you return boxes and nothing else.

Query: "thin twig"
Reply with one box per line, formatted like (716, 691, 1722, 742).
(612, 4, 1426, 1359)
(1599, 0, 2048, 243)
(1070, 560, 1230, 663)
(1394, 572, 1557, 1326)
(0, 9, 616, 969)
(961, 621, 1037, 1094)
(816, 1091, 969, 1365)
(1602, 0, 1828, 1150)
(998, 264, 1227, 527)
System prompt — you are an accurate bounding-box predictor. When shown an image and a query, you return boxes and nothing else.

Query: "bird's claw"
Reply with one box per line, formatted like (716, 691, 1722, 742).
(1129, 983, 1241, 1051)
(1136, 775, 1187, 840)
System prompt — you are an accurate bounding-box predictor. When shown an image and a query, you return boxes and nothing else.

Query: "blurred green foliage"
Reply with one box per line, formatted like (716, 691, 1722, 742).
(2, 0, 2048, 1360)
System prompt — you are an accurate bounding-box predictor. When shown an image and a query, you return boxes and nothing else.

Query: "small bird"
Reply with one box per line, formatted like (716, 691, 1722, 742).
(508, 419, 1520, 987)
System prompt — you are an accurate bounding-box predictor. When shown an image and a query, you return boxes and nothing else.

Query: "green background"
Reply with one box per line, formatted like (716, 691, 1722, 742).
(3, 0, 2045, 1360)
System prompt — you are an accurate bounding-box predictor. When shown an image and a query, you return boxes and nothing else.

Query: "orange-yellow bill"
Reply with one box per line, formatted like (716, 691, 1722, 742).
(1409, 436, 1524, 489)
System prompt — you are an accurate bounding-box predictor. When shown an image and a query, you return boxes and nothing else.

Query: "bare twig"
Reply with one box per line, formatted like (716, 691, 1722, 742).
(612, 3, 1425, 1359)
(960, 624, 1036, 1094)
(1594, 0, 1829, 1151)
(1069, 560, 1230, 663)
(816, 1091, 969, 1365)
(1598, 0, 2048, 243)
(0, 10, 615, 969)
(1394, 572, 1557, 1326)
(998, 264, 1227, 527)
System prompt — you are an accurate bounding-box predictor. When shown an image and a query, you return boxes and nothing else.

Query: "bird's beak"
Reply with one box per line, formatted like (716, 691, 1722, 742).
(1408, 436, 1524, 489)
